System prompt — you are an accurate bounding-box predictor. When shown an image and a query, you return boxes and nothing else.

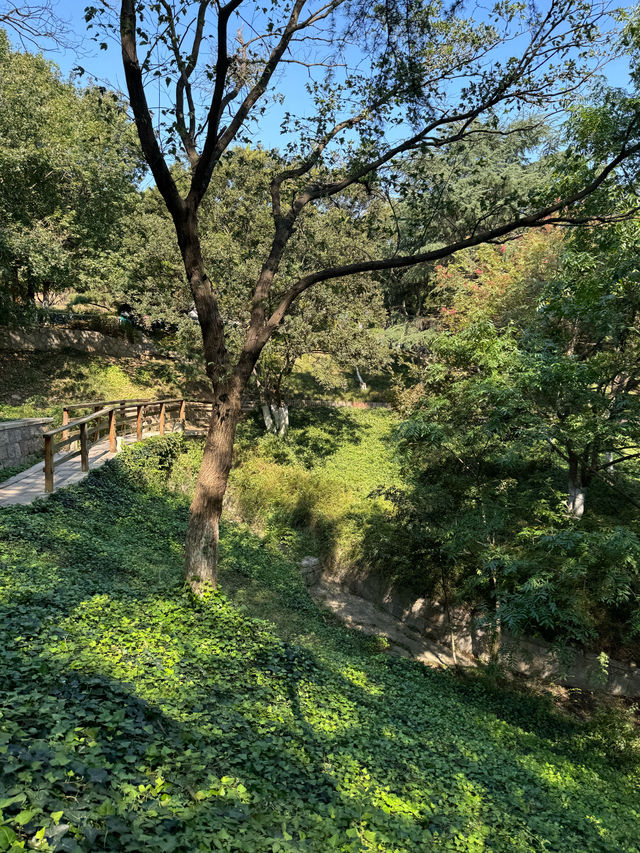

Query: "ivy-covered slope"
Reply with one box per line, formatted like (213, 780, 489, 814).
(0, 437, 638, 852)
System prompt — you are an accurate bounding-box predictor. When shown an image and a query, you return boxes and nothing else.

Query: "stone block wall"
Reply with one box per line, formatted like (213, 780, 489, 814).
(0, 418, 53, 469)
(0, 327, 156, 358)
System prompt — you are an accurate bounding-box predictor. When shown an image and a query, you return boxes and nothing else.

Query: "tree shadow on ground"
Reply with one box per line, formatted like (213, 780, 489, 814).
(285, 406, 371, 465)
(0, 461, 637, 851)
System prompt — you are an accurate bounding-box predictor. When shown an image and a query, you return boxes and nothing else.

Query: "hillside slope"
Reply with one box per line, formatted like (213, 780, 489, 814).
(0, 435, 638, 851)
(0, 351, 210, 424)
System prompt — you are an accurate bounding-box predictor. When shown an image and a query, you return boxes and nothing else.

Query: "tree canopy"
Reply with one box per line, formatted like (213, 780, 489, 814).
(0, 31, 142, 316)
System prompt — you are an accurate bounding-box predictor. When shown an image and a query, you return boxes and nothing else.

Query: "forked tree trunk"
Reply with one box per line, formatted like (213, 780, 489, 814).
(184, 387, 243, 592)
(176, 210, 246, 592)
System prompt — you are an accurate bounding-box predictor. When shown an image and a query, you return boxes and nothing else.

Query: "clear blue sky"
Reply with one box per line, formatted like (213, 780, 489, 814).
(17, 0, 638, 154)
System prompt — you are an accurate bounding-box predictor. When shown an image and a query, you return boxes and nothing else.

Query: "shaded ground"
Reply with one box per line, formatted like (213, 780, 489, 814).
(0, 439, 638, 851)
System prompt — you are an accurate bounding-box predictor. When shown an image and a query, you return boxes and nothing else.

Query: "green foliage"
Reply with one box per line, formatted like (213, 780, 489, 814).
(97, 147, 391, 391)
(0, 31, 142, 307)
(0, 436, 639, 850)
(229, 408, 401, 564)
(383, 225, 640, 653)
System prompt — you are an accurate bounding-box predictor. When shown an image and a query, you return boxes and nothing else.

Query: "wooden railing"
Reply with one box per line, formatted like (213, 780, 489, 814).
(42, 394, 389, 494)
(45, 397, 215, 494)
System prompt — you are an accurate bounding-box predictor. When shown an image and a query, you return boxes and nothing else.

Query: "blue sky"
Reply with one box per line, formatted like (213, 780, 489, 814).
(32, 1, 316, 151)
(15, 0, 639, 154)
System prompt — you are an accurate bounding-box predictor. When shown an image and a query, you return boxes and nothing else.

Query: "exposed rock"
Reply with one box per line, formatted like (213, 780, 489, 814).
(300, 556, 321, 585)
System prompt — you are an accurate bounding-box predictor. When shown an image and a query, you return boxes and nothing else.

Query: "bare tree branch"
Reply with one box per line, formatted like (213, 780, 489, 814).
(0, 1, 73, 49)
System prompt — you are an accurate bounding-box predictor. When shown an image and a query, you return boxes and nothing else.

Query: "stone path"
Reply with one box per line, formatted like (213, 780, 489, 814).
(310, 579, 474, 669)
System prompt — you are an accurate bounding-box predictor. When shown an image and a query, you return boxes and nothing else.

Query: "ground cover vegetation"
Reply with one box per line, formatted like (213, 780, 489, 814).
(1, 436, 639, 852)
(2, 4, 640, 849)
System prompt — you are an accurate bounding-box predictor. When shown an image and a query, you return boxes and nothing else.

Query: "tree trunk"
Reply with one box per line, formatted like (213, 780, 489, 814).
(604, 451, 614, 473)
(272, 403, 289, 437)
(177, 207, 228, 385)
(261, 403, 275, 432)
(567, 452, 586, 518)
(355, 366, 367, 391)
(184, 387, 242, 592)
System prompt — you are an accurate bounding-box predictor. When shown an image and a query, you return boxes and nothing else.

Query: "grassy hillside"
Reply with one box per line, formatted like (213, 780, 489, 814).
(0, 348, 390, 426)
(0, 352, 210, 425)
(227, 407, 402, 568)
(0, 435, 638, 852)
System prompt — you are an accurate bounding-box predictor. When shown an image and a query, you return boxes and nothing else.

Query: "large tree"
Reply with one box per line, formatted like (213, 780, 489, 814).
(0, 31, 142, 313)
(85, 0, 640, 590)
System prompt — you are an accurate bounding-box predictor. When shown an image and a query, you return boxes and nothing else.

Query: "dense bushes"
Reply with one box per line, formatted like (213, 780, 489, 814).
(2, 436, 639, 850)
(229, 407, 640, 659)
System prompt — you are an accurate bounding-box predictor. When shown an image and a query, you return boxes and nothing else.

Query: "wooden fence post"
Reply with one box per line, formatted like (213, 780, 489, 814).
(108, 409, 117, 452)
(79, 422, 89, 472)
(159, 403, 166, 436)
(136, 405, 143, 441)
(62, 408, 69, 447)
(44, 434, 54, 493)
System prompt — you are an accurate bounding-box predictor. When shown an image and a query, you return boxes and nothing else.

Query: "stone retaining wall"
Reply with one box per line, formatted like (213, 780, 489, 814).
(0, 327, 157, 358)
(291, 399, 390, 409)
(321, 562, 640, 698)
(0, 418, 53, 469)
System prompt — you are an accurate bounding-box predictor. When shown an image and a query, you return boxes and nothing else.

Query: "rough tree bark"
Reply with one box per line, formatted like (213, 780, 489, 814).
(184, 383, 243, 590)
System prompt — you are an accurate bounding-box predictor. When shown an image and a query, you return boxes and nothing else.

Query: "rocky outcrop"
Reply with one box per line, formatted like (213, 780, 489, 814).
(314, 562, 640, 698)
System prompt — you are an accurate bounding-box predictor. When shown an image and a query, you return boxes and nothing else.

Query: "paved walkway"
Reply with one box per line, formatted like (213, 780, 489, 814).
(0, 428, 207, 508)
(0, 437, 118, 507)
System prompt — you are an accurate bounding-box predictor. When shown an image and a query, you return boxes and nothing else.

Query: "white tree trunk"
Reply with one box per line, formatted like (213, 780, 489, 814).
(355, 366, 367, 391)
(604, 451, 614, 473)
(261, 404, 275, 433)
(272, 403, 289, 437)
(567, 482, 586, 518)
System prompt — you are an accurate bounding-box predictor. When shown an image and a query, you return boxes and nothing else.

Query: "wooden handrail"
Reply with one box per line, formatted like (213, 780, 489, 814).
(44, 397, 204, 494)
(63, 397, 152, 412)
(48, 407, 114, 437)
